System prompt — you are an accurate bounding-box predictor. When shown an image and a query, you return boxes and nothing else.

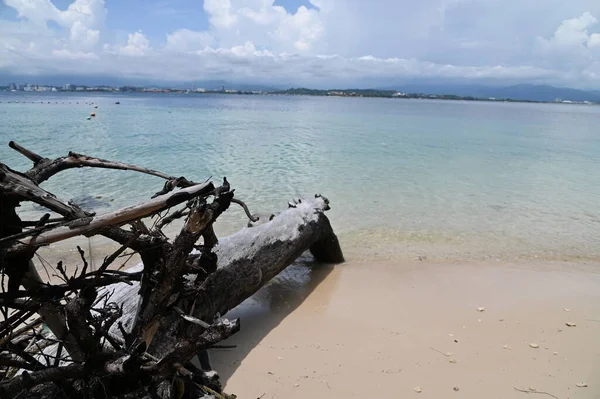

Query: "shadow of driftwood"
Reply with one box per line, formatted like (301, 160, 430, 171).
(211, 252, 337, 386)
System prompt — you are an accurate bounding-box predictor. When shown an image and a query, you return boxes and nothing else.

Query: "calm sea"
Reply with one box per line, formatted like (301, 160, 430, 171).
(1, 92, 600, 263)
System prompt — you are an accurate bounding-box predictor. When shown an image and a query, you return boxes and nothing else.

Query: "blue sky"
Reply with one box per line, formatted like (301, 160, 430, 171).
(2, 0, 600, 88)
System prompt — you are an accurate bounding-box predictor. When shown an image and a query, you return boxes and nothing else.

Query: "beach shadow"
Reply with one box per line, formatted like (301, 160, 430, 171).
(211, 253, 338, 386)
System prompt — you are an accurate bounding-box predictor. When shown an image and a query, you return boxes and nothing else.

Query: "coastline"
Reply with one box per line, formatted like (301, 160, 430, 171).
(212, 258, 600, 399)
(31, 242, 600, 399)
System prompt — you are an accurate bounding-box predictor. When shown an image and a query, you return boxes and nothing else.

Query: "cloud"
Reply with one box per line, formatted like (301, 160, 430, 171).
(52, 49, 98, 60)
(534, 12, 600, 77)
(166, 29, 214, 52)
(117, 31, 151, 57)
(536, 12, 600, 53)
(2, 0, 600, 87)
(202, 0, 325, 53)
(204, 0, 238, 29)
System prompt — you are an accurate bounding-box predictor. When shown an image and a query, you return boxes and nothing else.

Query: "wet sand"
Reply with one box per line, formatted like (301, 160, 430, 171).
(212, 259, 600, 399)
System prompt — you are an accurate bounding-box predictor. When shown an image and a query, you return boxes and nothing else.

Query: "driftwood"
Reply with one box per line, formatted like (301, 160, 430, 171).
(0, 141, 344, 398)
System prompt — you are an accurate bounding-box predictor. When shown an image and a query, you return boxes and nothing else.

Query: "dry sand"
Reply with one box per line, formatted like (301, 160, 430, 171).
(213, 259, 600, 399)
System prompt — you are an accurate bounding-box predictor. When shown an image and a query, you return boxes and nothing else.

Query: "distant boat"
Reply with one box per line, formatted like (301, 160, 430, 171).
(115, 101, 120, 104)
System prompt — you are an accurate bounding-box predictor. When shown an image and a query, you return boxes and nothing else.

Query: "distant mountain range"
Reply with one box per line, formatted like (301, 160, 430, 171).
(3, 71, 600, 102)
(378, 83, 600, 103)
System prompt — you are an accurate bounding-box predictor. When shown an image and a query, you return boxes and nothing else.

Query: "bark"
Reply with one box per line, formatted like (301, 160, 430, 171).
(192, 196, 344, 323)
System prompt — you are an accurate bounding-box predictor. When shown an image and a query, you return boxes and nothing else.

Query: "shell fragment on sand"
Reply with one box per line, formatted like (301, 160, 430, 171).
(575, 382, 588, 388)
(413, 387, 422, 393)
(477, 307, 485, 312)
(565, 322, 576, 327)
(529, 343, 539, 348)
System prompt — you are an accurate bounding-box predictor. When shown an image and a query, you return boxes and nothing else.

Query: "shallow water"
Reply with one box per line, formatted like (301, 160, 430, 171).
(1, 92, 600, 262)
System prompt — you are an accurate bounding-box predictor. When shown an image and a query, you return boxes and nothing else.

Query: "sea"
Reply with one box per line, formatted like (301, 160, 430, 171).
(1, 92, 600, 264)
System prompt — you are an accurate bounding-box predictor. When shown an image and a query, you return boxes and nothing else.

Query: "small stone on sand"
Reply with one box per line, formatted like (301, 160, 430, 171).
(575, 383, 588, 388)
(449, 359, 457, 363)
(413, 387, 422, 393)
(564, 308, 571, 312)
(529, 343, 539, 349)
(453, 387, 459, 392)
(503, 345, 512, 350)
(477, 307, 485, 312)
(553, 352, 558, 355)
(293, 383, 300, 387)
(566, 322, 576, 327)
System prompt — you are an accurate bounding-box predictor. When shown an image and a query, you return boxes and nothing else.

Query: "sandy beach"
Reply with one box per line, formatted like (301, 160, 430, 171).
(210, 258, 600, 399)
(25, 226, 600, 399)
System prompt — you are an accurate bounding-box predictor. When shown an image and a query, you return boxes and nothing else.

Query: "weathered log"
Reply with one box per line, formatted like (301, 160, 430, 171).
(104, 196, 343, 354)
(1, 140, 345, 398)
(193, 196, 344, 321)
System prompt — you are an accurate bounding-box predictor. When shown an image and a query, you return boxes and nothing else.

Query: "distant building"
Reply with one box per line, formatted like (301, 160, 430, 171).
(63, 84, 72, 90)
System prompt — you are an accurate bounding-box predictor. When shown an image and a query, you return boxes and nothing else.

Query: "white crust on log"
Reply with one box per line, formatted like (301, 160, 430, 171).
(215, 197, 327, 266)
(103, 197, 330, 337)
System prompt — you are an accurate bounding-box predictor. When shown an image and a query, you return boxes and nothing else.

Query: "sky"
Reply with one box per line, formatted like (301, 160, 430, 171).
(2, 0, 600, 88)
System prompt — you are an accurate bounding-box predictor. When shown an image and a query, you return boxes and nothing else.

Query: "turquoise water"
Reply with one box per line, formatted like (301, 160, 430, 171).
(1, 92, 600, 262)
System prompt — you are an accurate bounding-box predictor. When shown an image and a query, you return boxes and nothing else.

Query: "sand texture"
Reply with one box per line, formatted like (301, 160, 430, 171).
(212, 259, 600, 399)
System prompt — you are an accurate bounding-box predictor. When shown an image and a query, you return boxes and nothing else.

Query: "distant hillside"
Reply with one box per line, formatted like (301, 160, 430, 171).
(382, 83, 600, 102)
(273, 88, 396, 97)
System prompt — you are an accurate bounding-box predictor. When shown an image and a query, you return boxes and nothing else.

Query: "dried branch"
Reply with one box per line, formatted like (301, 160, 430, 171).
(0, 273, 141, 302)
(3, 181, 214, 255)
(7, 140, 186, 185)
(231, 198, 259, 222)
(154, 207, 190, 231)
(0, 163, 90, 220)
(173, 307, 210, 329)
(96, 231, 142, 275)
(8, 141, 44, 165)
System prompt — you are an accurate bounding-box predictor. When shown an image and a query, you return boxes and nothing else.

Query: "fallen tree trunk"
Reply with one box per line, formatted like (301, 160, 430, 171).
(0, 141, 345, 398)
(105, 196, 343, 353)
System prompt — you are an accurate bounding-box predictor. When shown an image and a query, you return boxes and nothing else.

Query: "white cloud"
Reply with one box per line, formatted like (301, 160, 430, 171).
(204, 0, 238, 29)
(166, 29, 214, 52)
(69, 21, 100, 49)
(202, 0, 325, 53)
(534, 12, 600, 76)
(2, 0, 600, 87)
(118, 31, 150, 57)
(537, 12, 600, 53)
(52, 49, 98, 59)
(3, 0, 62, 25)
(590, 33, 600, 47)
